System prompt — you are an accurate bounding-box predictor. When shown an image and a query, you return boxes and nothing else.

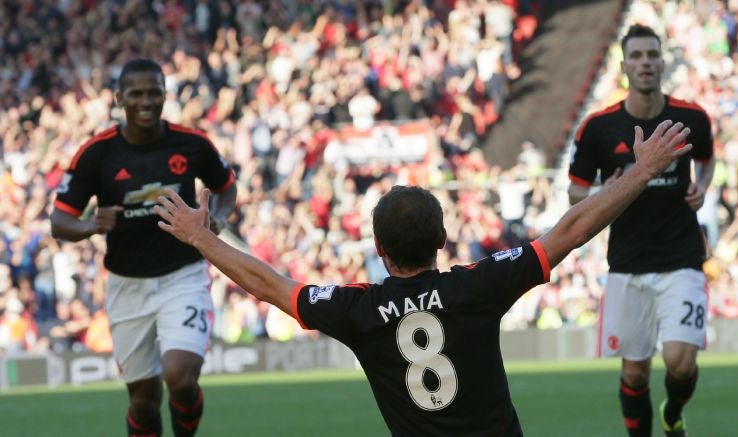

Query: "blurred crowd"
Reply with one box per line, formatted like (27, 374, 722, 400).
(0, 0, 736, 356)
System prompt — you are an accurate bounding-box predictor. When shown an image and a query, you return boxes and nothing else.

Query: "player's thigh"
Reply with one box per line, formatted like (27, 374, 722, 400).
(107, 274, 161, 383)
(655, 268, 707, 348)
(156, 262, 214, 356)
(600, 273, 657, 360)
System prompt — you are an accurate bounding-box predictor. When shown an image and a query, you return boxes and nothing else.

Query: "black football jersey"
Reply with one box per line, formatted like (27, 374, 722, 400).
(569, 96, 713, 273)
(292, 242, 550, 436)
(54, 122, 235, 277)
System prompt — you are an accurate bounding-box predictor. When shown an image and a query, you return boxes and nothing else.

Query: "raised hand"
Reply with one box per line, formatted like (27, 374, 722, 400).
(633, 120, 692, 178)
(155, 188, 212, 245)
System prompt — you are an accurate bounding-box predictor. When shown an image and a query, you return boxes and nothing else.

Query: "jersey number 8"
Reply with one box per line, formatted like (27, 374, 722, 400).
(396, 311, 458, 411)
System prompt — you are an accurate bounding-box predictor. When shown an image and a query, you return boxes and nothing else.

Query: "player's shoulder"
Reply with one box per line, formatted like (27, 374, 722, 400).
(69, 126, 121, 169)
(82, 126, 121, 149)
(575, 101, 623, 141)
(166, 122, 214, 144)
(585, 101, 623, 120)
(306, 282, 374, 300)
(665, 96, 709, 118)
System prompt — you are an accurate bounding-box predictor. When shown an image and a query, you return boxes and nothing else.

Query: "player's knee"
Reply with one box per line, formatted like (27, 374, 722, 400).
(621, 364, 650, 387)
(162, 367, 199, 394)
(662, 345, 698, 379)
(665, 359, 696, 380)
(129, 397, 161, 418)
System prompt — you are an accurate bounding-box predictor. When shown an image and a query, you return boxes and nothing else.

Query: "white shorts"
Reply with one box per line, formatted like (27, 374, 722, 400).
(106, 261, 214, 383)
(598, 268, 708, 360)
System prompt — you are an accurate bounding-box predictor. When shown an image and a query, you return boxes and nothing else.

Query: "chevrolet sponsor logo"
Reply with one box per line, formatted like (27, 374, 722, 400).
(124, 206, 159, 218)
(123, 183, 181, 205)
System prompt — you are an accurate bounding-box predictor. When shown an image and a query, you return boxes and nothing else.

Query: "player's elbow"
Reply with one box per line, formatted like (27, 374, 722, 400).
(568, 184, 589, 206)
(568, 193, 584, 206)
(49, 219, 68, 241)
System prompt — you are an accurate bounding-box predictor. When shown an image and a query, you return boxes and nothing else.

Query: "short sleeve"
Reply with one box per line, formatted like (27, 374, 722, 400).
(53, 146, 98, 216)
(293, 283, 363, 343)
(452, 241, 550, 315)
(690, 110, 713, 162)
(197, 139, 235, 192)
(569, 118, 599, 187)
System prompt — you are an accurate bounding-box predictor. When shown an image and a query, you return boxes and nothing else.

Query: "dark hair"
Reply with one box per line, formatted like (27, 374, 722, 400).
(620, 24, 661, 54)
(118, 58, 163, 89)
(372, 186, 445, 270)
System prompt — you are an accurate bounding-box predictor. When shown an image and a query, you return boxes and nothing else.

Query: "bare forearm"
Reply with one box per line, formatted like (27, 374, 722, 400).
(210, 185, 237, 222)
(542, 165, 652, 266)
(50, 211, 95, 242)
(694, 158, 715, 189)
(190, 229, 296, 313)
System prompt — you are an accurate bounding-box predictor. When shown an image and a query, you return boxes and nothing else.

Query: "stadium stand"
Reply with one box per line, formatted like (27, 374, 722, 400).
(0, 0, 737, 356)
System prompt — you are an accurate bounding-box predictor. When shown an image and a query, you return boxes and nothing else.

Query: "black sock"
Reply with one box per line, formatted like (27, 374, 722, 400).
(169, 386, 204, 437)
(619, 378, 652, 437)
(664, 367, 698, 426)
(127, 409, 162, 437)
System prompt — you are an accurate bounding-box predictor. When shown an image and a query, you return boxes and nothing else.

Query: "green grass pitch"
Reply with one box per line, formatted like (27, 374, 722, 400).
(2, 353, 736, 436)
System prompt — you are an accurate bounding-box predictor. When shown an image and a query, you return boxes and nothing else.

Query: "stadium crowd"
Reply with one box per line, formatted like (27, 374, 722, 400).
(1, 0, 737, 355)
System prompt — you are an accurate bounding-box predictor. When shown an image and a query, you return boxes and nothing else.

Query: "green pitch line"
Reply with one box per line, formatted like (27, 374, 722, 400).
(1, 353, 737, 436)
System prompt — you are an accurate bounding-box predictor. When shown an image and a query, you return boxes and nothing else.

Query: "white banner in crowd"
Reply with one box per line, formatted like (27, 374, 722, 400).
(324, 121, 436, 166)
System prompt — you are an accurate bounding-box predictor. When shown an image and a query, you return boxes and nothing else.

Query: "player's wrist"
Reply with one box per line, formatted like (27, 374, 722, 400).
(190, 226, 213, 249)
(627, 162, 655, 183)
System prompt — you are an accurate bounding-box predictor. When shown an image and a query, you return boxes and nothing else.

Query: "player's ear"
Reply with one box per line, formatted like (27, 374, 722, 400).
(374, 235, 385, 257)
(114, 90, 122, 106)
(438, 227, 447, 249)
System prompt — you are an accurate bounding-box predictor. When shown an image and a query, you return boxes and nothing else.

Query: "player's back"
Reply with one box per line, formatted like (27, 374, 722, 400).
(294, 242, 549, 435)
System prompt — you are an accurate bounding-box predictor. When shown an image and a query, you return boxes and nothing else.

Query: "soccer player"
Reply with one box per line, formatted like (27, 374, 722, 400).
(568, 24, 714, 437)
(50, 59, 236, 437)
(156, 119, 690, 435)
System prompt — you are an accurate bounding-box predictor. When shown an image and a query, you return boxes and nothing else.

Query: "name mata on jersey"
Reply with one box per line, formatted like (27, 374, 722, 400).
(307, 247, 525, 324)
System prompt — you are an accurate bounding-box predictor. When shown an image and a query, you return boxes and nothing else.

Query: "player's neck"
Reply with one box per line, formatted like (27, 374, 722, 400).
(121, 121, 165, 145)
(624, 90, 664, 120)
(383, 257, 436, 278)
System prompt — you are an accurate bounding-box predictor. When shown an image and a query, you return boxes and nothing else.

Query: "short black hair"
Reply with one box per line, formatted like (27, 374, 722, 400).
(621, 24, 661, 54)
(372, 186, 445, 270)
(118, 58, 163, 89)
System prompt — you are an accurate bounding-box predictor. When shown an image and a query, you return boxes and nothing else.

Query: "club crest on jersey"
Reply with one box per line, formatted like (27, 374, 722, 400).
(309, 285, 336, 304)
(492, 247, 523, 262)
(169, 153, 188, 175)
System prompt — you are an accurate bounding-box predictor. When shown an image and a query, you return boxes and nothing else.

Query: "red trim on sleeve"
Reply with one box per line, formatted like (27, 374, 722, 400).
(210, 171, 235, 193)
(53, 200, 83, 217)
(568, 174, 592, 188)
(530, 240, 551, 282)
(291, 283, 308, 329)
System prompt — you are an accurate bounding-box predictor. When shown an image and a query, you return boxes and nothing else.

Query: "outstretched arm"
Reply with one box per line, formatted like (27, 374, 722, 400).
(539, 120, 692, 267)
(155, 189, 299, 316)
